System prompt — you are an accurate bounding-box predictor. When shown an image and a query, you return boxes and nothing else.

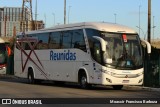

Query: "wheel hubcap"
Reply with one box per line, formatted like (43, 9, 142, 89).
(28, 75, 32, 83)
(81, 76, 87, 87)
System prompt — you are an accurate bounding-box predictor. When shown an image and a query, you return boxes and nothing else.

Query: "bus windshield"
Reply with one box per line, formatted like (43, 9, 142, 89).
(0, 43, 7, 65)
(101, 32, 143, 70)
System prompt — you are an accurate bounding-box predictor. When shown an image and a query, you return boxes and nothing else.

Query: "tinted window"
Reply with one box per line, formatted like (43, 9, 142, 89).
(85, 29, 100, 39)
(49, 32, 61, 49)
(24, 34, 37, 50)
(37, 33, 49, 49)
(85, 29, 100, 51)
(72, 29, 86, 51)
(0, 44, 7, 64)
(62, 31, 72, 48)
(93, 42, 102, 64)
(0, 44, 6, 51)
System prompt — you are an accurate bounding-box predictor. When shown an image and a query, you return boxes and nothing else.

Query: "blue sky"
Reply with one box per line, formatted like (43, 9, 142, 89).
(1, 0, 160, 39)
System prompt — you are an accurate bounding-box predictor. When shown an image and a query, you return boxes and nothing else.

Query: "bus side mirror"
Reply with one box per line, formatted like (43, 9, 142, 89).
(104, 57, 112, 64)
(93, 36, 112, 64)
(93, 36, 107, 52)
(141, 39, 151, 54)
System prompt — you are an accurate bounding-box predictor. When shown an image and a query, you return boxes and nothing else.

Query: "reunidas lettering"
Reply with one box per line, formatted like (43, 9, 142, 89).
(50, 50, 76, 61)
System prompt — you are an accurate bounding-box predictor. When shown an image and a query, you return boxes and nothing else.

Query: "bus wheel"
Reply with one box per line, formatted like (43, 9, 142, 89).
(28, 70, 35, 84)
(80, 74, 91, 89)
(112, 85, 123, 90)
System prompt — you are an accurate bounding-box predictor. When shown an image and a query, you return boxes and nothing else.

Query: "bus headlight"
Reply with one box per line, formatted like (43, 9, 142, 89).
(0, 67, 6, 70)
(138, 79, 143, 83)
(106, 78, 112, 83)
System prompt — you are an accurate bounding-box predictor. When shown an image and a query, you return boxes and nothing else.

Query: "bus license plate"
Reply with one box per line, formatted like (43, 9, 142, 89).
(123, 80, 129, 83)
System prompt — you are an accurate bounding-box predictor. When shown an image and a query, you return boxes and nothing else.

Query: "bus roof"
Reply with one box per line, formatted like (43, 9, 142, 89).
(18, 22, 137, 35)
(0, 38, 5, 43)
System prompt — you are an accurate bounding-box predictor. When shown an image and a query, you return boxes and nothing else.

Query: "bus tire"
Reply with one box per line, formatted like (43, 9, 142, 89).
(112, 85, 123, 90)
(34, 79, 42, 84)
(79, 73, 91, 89)
(28, 69, 35, 84)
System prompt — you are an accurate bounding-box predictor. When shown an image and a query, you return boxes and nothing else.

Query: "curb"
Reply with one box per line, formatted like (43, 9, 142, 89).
(1, 75, 160, 92)
(124, 85, 160, 92)
(0, 74, 17, 79)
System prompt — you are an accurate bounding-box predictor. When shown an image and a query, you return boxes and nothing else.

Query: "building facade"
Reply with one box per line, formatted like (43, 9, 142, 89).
(34, 20, 45, 30)
(0, 7, 23, 37)
(0, 7, 44, 37)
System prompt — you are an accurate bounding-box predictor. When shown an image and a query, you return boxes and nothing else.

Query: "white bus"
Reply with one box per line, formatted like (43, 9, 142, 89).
(14, 22, 151, 90)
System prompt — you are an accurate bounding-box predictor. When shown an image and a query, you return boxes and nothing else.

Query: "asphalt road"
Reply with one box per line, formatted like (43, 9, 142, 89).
(0, 75, 160, 107)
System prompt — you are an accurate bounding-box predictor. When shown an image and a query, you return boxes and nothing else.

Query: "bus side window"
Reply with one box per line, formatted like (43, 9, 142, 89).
(93, 41, 102, 64)
(49, 32, 61, 49)
(62, 31, 72, 49)
(24, 43, 31, 50)
(72, 29, 86, 52)
(37, 33, 49, 49)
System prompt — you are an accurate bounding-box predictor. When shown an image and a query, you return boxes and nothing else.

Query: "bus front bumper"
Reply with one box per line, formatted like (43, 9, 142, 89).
(102, 74, 143, 85)
(0, 66, 6, 75)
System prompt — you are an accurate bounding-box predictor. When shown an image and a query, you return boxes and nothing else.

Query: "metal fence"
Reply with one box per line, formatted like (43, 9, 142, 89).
(143, 46, 160, 87)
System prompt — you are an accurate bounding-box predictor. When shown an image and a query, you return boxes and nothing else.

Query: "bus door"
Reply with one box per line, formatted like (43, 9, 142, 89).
(92, 41, 104, 83)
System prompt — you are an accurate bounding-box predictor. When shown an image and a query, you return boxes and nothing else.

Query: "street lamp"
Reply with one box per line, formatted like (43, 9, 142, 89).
(44, 14, 46, 28)
(114, 13, 117, 24)
(136, 26, 147, 39)
(139, 5, 141, 36)
(68, 6, 71, 24)
(148, 0, 151, 43)
(52, 13, 55, 26)
(64, 0, 66, 24)
(152, 16, 156, 41)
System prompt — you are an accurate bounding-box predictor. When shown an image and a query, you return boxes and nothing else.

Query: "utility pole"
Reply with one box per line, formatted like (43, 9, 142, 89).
(148, 0, 151, 43)
(139, 5, 141, 37)
(152, 16, 156, 41)
(44, 14, 46, 28)
(35, 0, 37, 30)
(68, 6, 71, 24)
(114, 13, 117, 24)
(52, 13, 55, 26)
(4, 16, 7, 37)
(20, 1, 24, 32)
(64, 0, 66, 24)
